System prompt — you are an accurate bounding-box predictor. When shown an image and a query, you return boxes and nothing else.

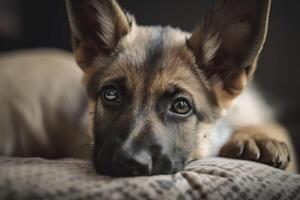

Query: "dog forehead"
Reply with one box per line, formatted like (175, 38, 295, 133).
(96, 26, 211, 100)
(109, 26, 200, 86)
(93, 25, 213, 114)
(117, 26, 190, 65)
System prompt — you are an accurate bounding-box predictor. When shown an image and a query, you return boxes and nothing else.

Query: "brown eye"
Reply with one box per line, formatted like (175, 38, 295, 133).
(102, 85, 120, 102)
(171, 98, 192, 115)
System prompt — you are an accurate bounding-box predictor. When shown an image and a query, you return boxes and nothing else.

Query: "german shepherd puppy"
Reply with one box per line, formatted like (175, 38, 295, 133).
(65, 0, 296, 176)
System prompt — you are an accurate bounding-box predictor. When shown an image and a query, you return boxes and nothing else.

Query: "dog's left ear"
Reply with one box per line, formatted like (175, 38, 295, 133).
(65, 0, 131, 69)
(188, 0, 271, 109)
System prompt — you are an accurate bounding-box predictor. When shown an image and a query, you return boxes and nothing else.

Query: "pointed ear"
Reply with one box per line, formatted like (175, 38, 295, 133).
(187, 0, 271, 109)
(65, 0, 132, 69)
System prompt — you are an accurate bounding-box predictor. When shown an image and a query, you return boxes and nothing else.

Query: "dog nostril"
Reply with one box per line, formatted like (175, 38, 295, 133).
(113, 150, 151, 176)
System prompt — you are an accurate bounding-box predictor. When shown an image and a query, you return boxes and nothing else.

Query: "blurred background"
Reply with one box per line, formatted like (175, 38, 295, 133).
(0, 0, 299, 166)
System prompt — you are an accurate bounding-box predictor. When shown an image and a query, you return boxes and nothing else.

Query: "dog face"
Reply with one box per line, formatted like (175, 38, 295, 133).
(65, 0, 271, 176)
(85, 27, 219, 176)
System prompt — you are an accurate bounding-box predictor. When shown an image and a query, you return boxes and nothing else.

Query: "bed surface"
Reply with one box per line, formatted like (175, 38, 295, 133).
(1, 157, 299, 200)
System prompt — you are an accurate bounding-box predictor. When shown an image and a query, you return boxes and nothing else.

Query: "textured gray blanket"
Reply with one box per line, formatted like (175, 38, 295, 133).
(0, 157, 299, 200)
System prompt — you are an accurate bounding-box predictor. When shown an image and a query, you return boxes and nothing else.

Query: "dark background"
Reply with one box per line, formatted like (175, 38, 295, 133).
(0, 0, 299, 167)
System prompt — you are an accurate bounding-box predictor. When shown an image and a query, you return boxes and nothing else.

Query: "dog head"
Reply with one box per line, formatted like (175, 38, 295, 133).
(65, 0, 271, 176)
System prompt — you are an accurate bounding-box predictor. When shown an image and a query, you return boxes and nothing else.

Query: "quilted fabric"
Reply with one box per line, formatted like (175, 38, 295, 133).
(0, 157, 300, 200)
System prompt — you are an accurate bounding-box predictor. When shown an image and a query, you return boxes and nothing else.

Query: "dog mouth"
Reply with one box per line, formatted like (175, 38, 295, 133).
(93, 147, 178, 177)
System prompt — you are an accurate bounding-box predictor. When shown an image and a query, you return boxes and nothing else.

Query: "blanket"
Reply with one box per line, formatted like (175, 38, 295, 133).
(0, 157, 299, 200)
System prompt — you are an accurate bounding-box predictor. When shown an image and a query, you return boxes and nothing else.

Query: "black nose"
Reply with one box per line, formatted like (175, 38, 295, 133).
(113, 148, 152, 176)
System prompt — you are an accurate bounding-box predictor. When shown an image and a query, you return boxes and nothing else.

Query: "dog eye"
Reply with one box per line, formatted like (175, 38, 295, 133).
(171, 98, 192, 115)
(102, 85, 120, 102)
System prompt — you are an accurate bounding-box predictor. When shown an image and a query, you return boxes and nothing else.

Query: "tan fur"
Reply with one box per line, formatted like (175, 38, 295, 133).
(0, 49, 91, 158)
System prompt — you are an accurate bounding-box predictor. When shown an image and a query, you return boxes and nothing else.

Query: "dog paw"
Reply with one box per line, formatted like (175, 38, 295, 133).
(219, 131, 290, 170)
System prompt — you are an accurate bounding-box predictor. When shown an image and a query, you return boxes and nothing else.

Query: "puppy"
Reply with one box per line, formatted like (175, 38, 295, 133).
(63, 0, 297, 176)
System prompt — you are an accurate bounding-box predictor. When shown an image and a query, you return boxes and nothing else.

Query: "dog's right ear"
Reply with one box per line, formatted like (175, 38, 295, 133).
(65, 0, 131, 69)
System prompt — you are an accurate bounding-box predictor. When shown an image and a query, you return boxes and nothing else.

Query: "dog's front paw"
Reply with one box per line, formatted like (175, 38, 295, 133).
(219, 130, 290, 169)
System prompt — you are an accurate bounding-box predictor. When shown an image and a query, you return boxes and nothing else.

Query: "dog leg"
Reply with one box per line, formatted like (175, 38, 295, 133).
(219, 124, 298, 173)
